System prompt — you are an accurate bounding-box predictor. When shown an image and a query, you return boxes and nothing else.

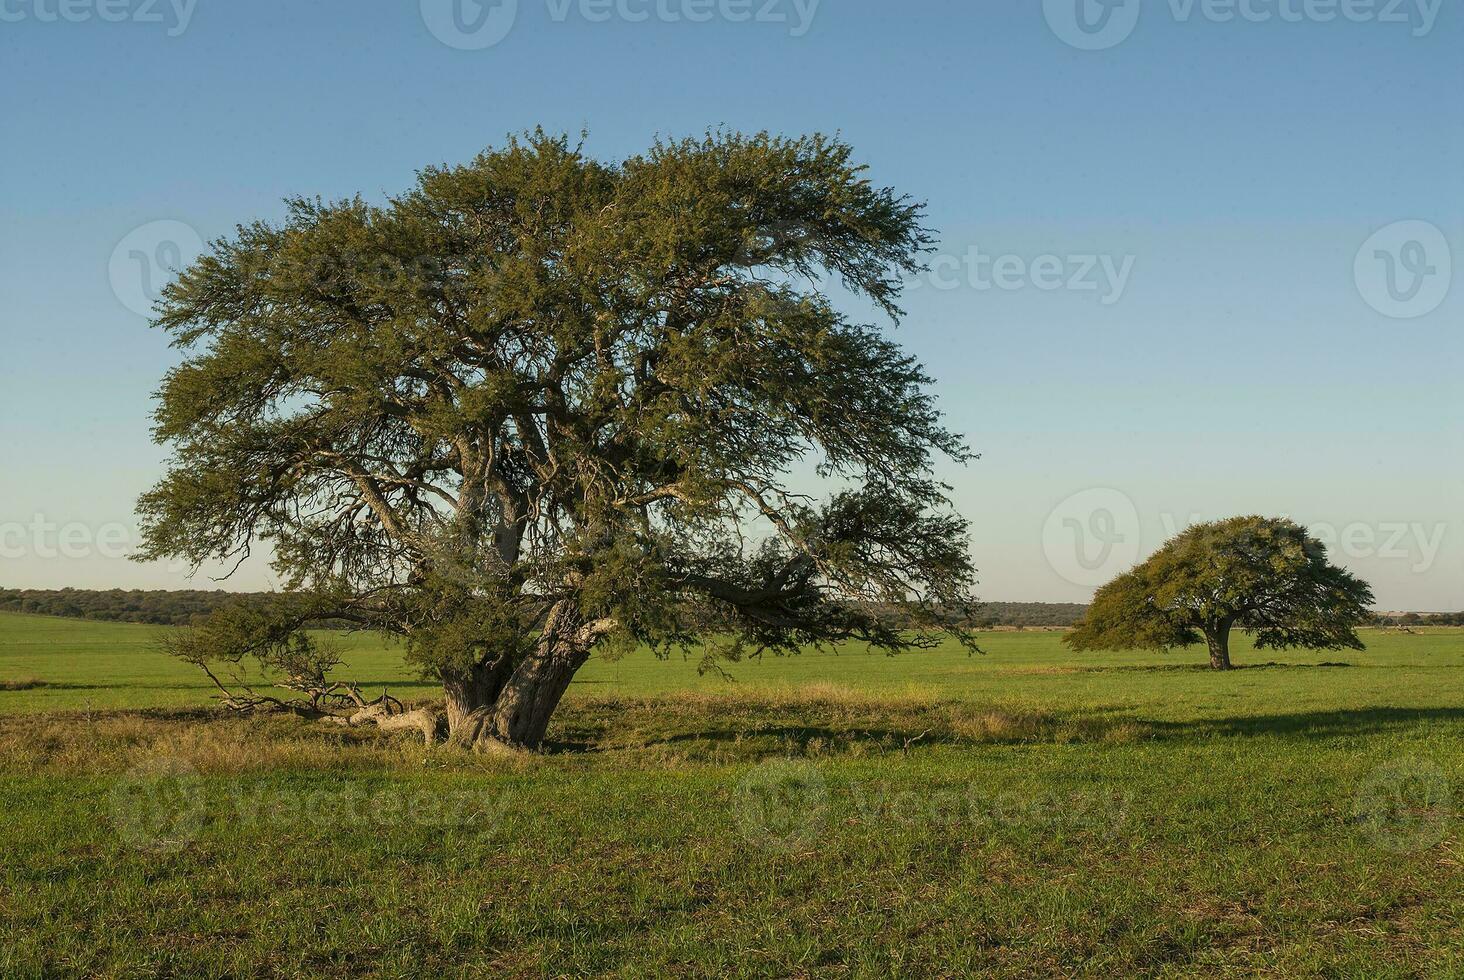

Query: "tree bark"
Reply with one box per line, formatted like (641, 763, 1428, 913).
(441, 657, 511, 732)
(486, 635, 591, 749)
(442, 601, 601, 751)
(326, 702, 446, 742)
(1205, 625, 1233, 670)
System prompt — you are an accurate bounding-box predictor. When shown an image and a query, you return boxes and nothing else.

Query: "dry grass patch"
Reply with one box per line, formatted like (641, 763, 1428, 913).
(0, 690, 1154, 775)
(557, 689, 1150, 760)
(0, 709, 531, 776)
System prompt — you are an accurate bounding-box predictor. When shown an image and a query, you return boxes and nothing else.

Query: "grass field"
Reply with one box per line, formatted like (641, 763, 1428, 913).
(1, 611, 1461, 977)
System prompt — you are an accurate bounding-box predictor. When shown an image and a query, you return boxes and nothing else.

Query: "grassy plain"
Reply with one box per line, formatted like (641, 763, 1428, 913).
(0, 611, 1460, 977)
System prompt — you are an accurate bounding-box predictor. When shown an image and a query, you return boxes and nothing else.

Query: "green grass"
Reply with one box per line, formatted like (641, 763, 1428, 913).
(1, 611, 1461, 977)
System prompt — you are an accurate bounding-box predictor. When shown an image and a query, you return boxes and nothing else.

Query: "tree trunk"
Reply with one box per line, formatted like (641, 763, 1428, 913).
(442, 659, 510, 732)
(444, 601, 597, 751)
(1205, 626, 1233, 670)
(486, 636, 591, 749)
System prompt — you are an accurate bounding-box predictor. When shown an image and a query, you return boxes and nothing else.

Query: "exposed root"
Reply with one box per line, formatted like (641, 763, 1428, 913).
(336, 702, 445, 743)
(443, 706, 527, 756)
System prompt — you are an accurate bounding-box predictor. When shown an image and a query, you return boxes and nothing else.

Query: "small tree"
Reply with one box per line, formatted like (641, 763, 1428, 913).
(1065, 516, 1374, 669)
(136, 131, 977, 749)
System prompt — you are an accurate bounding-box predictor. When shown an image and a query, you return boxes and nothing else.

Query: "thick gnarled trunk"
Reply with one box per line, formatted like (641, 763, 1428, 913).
(442, 602, 602, 751)
(442, 659, 510, 732)
(487, 636, 592, 748)
(1205, 626, 1233, 670)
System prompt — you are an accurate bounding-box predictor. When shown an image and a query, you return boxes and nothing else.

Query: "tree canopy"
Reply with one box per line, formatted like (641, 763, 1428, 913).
(136, 131, 977, 747)
(1065, 516, 1374, 669)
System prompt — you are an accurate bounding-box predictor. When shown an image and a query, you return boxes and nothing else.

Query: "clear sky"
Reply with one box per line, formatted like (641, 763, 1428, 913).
(1, 0, 1460, 609)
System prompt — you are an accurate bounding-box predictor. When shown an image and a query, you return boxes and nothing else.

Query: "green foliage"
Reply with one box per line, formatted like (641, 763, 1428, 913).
(158, 593, 349, 692)
(1067, 516, 1375, 656)
(136, 130, 977, 689)
(396, 572, 534, 678)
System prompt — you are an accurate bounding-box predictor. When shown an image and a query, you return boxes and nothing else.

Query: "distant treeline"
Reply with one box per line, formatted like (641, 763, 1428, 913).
(1373, 611, 1464, 627)
(0, 589, 263, 626)
(0, 588, 1089, 626)
(1, 588, 1457, 629)
(2, 590, 1090, 629)
(973, 602, 1089, 627)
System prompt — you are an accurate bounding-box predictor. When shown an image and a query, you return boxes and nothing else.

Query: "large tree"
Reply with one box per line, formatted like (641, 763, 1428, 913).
(1065, 516, 1374, 670)
(137, 131, 977, 749)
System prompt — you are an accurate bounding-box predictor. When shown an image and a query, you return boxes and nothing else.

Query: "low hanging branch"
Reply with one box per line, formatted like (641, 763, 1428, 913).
(169, 621, 444, 743)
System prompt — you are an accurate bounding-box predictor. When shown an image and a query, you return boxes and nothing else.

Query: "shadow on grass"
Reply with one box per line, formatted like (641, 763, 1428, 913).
(545, 723, 964, 756)
(1146, 706, 1464, 739)
(0, 679, 51, 691)
(1011, 661, 1357, 675)
(549, 705, 1464, 756)
(0, 678, 439, 693)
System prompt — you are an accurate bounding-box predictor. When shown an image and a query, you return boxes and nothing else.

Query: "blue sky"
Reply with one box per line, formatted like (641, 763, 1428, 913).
(1, 0, 1460, 608)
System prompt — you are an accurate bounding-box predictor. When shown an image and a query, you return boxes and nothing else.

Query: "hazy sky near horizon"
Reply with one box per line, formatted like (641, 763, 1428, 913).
(1, 0, 1460, 609)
